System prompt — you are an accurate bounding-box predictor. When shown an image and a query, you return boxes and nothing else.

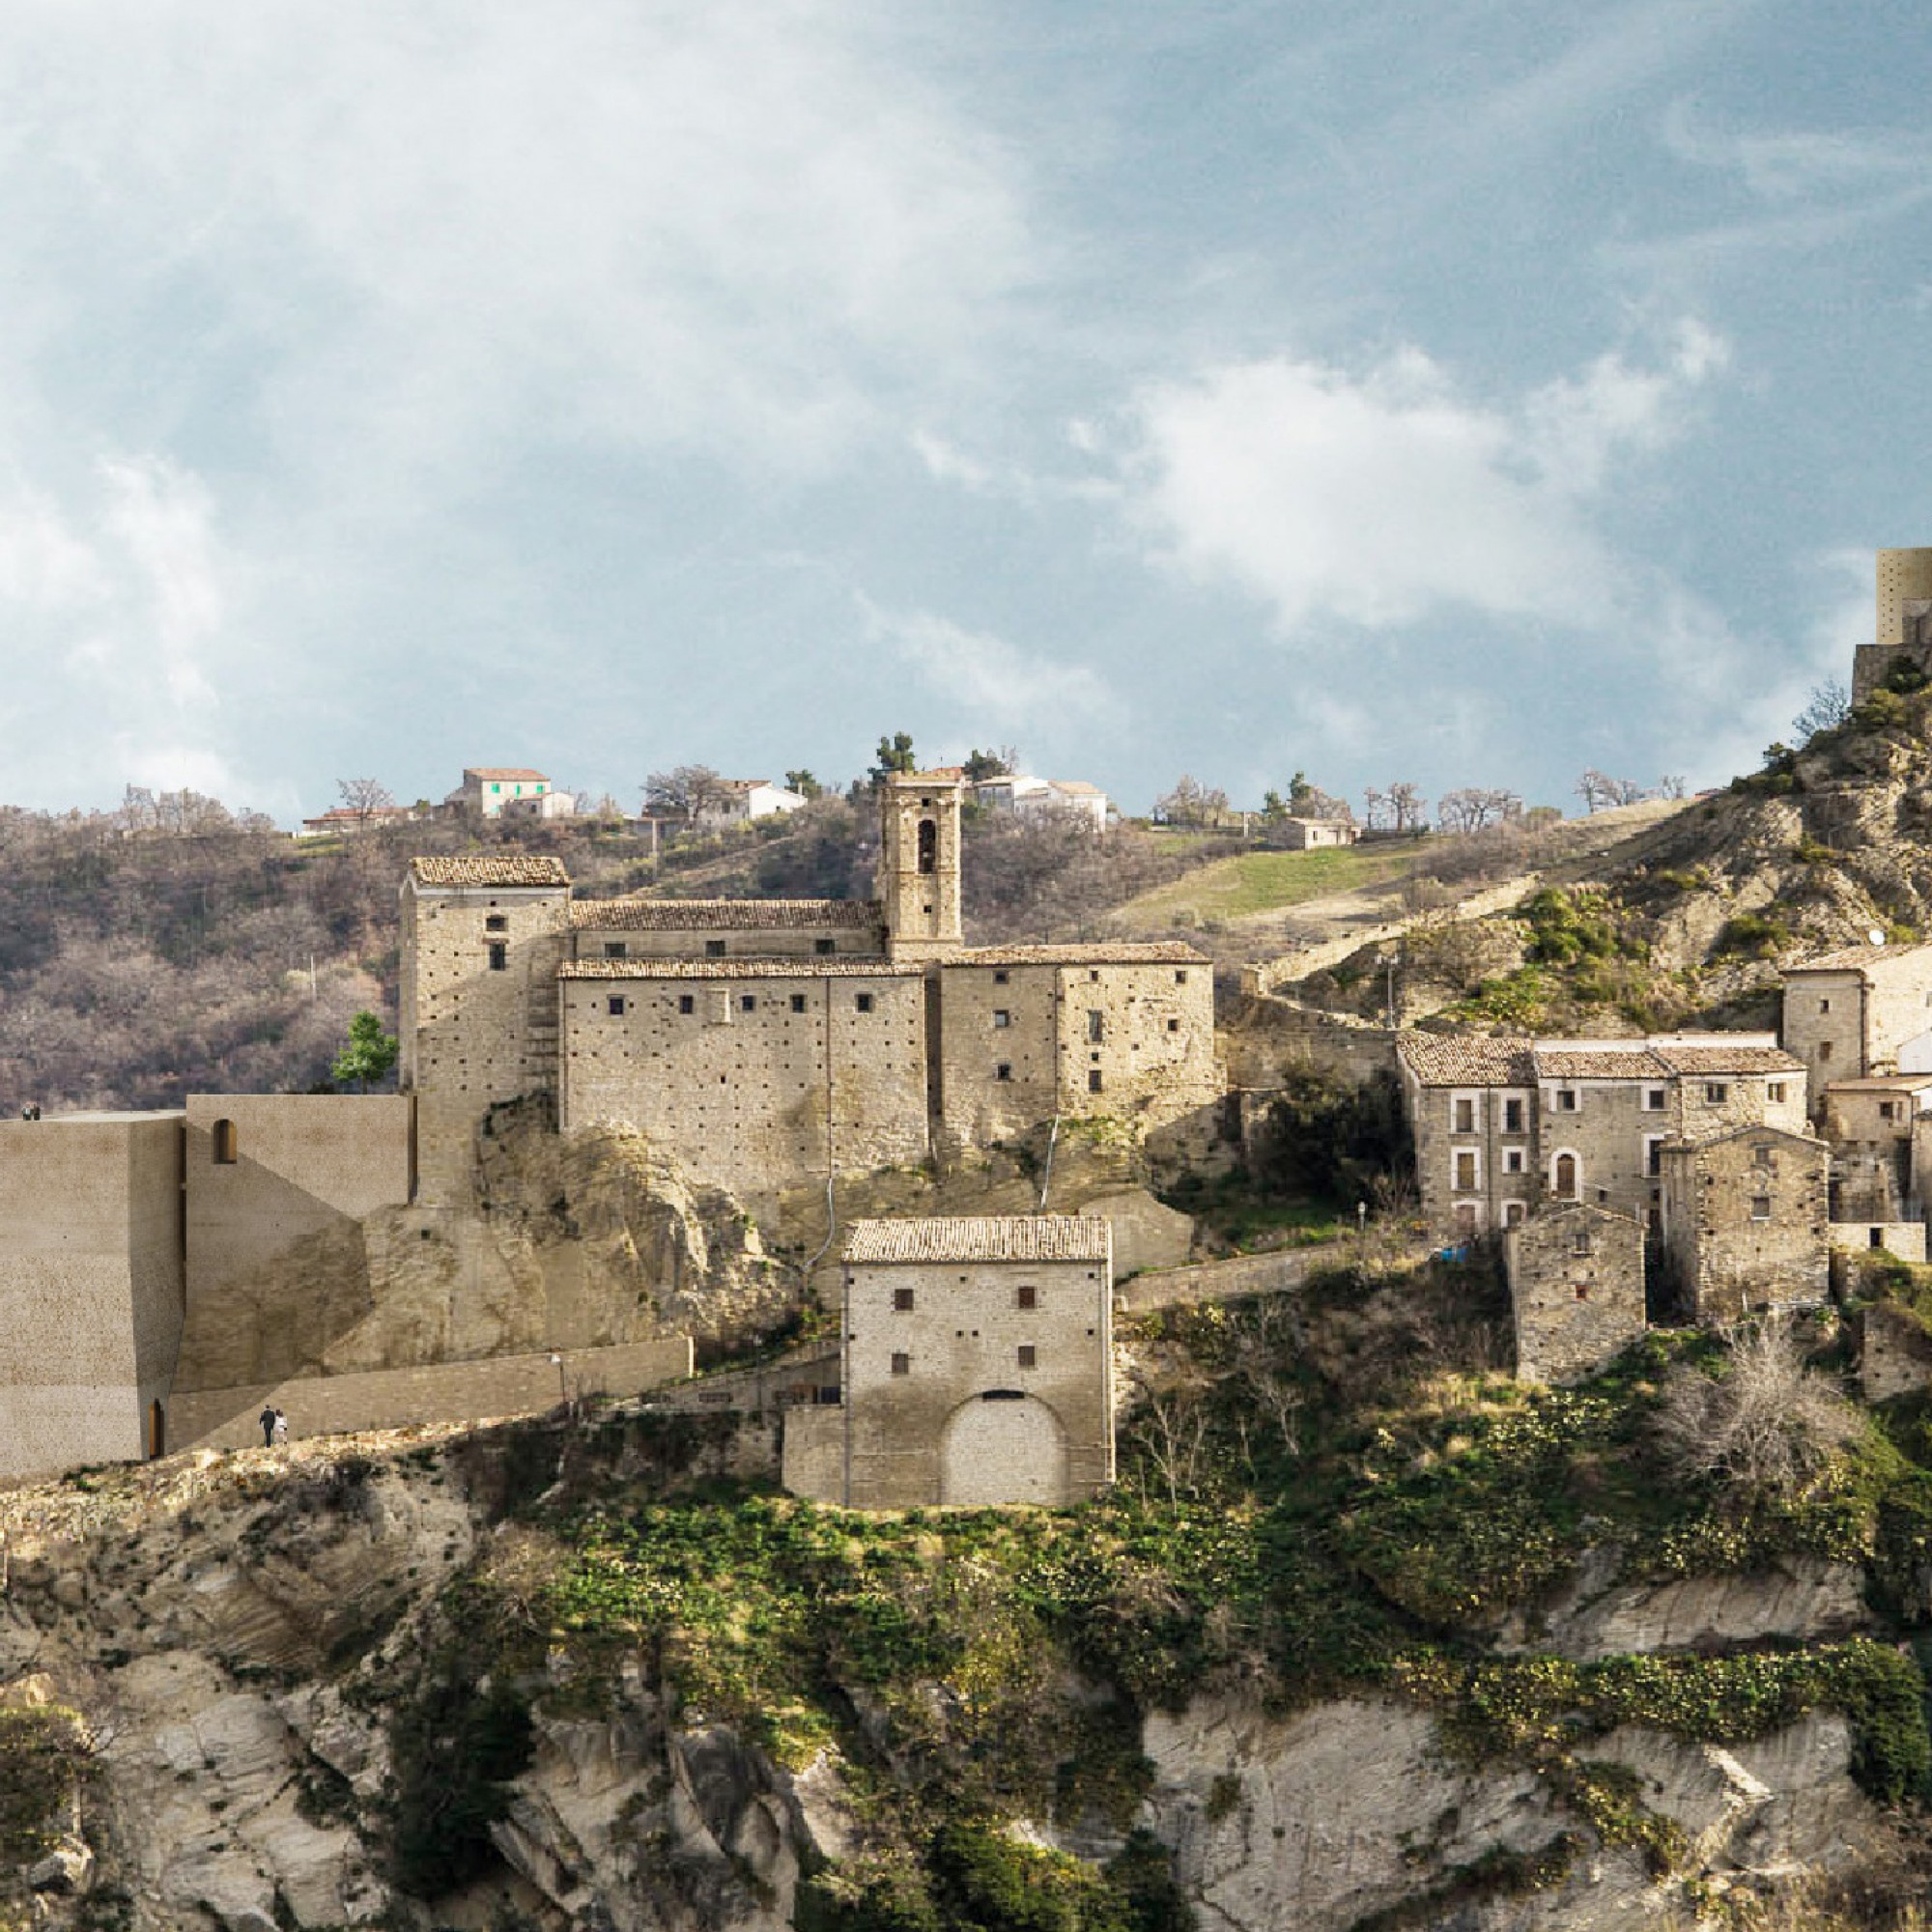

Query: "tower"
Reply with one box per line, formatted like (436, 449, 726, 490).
(879, 773, 963, 961)
(1878, 549, 1932, 643)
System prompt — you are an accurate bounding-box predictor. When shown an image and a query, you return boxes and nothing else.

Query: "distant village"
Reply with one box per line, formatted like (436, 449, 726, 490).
(5, 549, 1932, 1508)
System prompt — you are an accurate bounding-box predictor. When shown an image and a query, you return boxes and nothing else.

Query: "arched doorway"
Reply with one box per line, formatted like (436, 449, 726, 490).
(1552, 1151, 1578, 1200)
(940, 1391, 1067, 1505)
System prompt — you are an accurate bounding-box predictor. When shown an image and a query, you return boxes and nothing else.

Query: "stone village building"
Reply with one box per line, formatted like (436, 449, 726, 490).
(782, 1215, 1116, 1509)
(1504, 1201, 1646, 1384)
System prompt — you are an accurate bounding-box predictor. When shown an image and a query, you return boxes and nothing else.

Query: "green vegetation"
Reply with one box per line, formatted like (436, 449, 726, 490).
(330, 1009, 399, 1092)
(376, 1276, 1932, 1919)
(0, 1703, 91, 1860)
(1117, 845, 1417, 926)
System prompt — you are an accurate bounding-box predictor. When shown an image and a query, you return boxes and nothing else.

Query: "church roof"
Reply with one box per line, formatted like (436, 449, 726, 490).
(410, 855, 570, 889)
(570, 897, 882, 930)
(840, 1215, 1112, 1264)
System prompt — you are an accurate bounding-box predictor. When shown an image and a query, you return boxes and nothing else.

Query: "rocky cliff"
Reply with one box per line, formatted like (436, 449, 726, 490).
(5, 1269, 1931, 1932)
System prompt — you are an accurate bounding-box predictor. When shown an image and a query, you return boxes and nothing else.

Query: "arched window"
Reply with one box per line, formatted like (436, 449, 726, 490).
(917, 818, 937, 876)
(1552, 1151, 1577, 1200)
(213, 1119, 238, 1165)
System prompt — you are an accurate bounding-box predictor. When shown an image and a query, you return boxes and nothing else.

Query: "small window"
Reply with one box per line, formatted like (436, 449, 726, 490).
(678, 994, 696, 1015)
(1504, 1149, 1524, 1174)
(1503, 1097, 1524, 1134)
(856, 993, 874, 1013)
(993, 1009, 1010, 1028)
(1769, 1081, 1787, 1103)
(608, 996, 626, 1016)
(213, 1118, 237, 1164)
(488, 942, 507, 971)
(1880, 1100, 1898, 1122)
(893, 1288, 915, 1312)
(993, 970, 1009, 984)
(1017, 1285, 1037, 1310)
(1556, 1089, 1577, 1112)
(917, 818, 937, 875)
(1870, 1227, 1886, 1248)
(1646, 1139, 1662, 1177)
(1454, 1151, 1477, 1190)
(1820, 1041, 1834, 1062)
(740, 994, 756, 1012)
(791, 994, 808, 1013)
(1453, 1097, 1475, 1133)
(1088, 1009, 1105, 1043)
(815, 938, 836, 955)
(996, 1063, 1012, 1081)
(1175, 970, 1188, 984)
(604, 940, 626, 958)
(1574, 1283, 1590, 1300)
(1167, 1017, 1180, 1033)
(1706, 1082, 1729, 1104)
(890, 1351, 911, 1377)
(1017, 1344, 1037, 1369)
(1571, 1230, 1593, 1257)
(705, 939, 726, 958)
(1752, 1144, 1775, 1170)
(1644, 1088, 1665, 1112)
(1820, 997, 1832, 1014)
(486, 914, 508, 933)
(1088, 1068, 1103, 1094)
(1503, 1201, 1526, 1228)
(1750, 1195, 1773, 1221)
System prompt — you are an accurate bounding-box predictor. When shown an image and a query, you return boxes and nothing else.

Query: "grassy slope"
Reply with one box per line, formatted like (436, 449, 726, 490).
(1115, 844, 1419, 926)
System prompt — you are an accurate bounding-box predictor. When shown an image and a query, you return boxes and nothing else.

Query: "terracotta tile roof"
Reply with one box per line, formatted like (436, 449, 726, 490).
(1533, 1047, 1668, 1081)
(953, 942, 1208, 967)
(410, 855, 571, 888)
(1649, 1044, 1804, 1075)
(1398, 1034, 1537, 1086)
(571, 897, 884, 930)
(1786, 944, 1932, 976)
(465, 768, 550, 781)
(558, 959, 923, 980)
(841, 1215, 1112, 1264)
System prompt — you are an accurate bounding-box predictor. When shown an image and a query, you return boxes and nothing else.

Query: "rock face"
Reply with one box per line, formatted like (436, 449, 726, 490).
(0, 1437, 1904, 1932)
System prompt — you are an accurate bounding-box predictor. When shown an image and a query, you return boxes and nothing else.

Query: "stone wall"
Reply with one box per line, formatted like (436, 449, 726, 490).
(168, 1336, 694, 1452)
(1505, 1204, 1646, 1383)
(1861, 1300, 1932, 1402)
(568, 917, 886, 961)
(1830, 1220, 1928, 1263)
(1782, 970, 1866, 1102)
(1662, 1128, 1831, 1324)
(0, 1113, 185, 1479)
(937, 961, 1061, 1146)
(557, 964, 930, 1203)
(833, 1250, 1113, 1507)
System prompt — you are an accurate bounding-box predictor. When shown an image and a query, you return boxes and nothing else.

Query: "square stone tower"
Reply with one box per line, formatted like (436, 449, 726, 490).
(879, 773, 964, 961)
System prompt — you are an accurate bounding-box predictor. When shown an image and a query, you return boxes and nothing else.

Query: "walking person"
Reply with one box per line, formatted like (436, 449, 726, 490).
(259, 1403, 276, 1448)
(271, 1408, 288, 1446)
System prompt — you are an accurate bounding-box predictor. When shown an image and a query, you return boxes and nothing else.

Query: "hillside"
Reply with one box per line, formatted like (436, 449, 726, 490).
(7, 1261, 1932, 1930)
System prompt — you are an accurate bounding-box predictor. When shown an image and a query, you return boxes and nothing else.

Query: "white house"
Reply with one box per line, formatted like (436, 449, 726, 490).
(974, 776, 1112, 832)
(696, 780, 809, 828)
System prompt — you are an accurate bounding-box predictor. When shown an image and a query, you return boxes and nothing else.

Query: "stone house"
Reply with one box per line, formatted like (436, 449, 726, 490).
(452, 767, 552, 817)
(1658, 1124, 1830, 1324)
(1780, 944, 1932, 1105)
(1399, 1032, 1807, 1240)
(1819, 1074, 1932, 1222)
(1504, 1201, 1646, 1384)
(974, 776, 1113, 832)
(782, 1215, 1115, 1508)
(1277, 816, 1357, 850)
(695, 780, 809, 828)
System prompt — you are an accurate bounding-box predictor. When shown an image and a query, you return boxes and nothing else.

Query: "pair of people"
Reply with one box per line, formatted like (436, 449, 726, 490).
(257, 1405, 289, 1448)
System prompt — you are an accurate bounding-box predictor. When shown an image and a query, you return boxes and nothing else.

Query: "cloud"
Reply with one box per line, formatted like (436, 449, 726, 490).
(861, 597, 1122, 733)
(1120, 325, 1726, 635)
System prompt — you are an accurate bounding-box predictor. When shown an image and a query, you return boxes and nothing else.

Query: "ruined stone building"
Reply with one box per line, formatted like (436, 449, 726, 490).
(1504, 1201, 1646, 1383)
(1780, 942, 1932, 1106)
(783, 1215, 1116, 1508)
(400, 773, 1220, 1217)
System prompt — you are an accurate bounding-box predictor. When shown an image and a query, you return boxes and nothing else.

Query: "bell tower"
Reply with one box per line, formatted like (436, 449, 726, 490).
(880, 773, 964, 961)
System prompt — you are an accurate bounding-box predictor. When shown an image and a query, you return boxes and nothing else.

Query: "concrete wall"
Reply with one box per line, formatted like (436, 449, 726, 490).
(403, 878, 572, 1204)
(169, 1335, 693, 1452)
(0, 1113, 185, 1479)
(1662, 1129, 1831, 1324)
(558, 965, 930, 1203)
(1505, 1204, 1646, 1384)
(173, 1095, 415, 1396)
(837, 1252, 1113, 1507)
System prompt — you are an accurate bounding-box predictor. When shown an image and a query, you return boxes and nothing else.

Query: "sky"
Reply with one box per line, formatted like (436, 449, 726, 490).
(0, 0, 1926, 825)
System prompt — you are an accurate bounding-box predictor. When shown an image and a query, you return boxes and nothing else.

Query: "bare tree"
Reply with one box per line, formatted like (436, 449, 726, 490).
(1154, 775, 1231, 828)
(642, 765, 728, 820)
(1362, 786, 1389, 832)
(1576, 769, 1644, 813)
(1124, 1371, 1213, 1505)
(1387, 781, 1427, 833)
(1435, 787, 1520, 834)
(1653, 1316, 1861, 1502)
(1793, 678, 1851, 742)
(1656, 774, 1688, 800)
(337, 779, 395, 825)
